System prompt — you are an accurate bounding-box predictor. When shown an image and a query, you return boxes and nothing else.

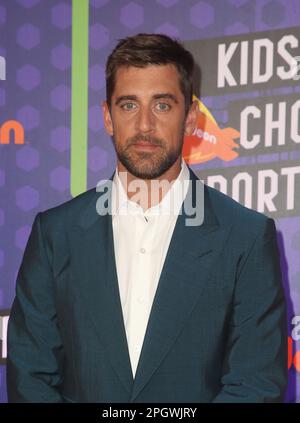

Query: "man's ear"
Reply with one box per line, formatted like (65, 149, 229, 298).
(184, 100, 199, 136)
(102, 101, 114, 136)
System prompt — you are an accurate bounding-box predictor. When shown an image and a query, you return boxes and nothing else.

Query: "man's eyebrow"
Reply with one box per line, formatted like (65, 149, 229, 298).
(152, 93, 179, 103)
(115, 95, 138, 105)
(114, 93, 179, 106)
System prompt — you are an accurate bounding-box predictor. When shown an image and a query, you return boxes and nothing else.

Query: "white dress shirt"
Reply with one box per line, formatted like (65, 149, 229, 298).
(111, 160, 190, 377)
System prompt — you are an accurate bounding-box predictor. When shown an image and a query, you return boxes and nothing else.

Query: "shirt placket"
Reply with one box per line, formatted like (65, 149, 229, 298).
(127, 210, 153, 376)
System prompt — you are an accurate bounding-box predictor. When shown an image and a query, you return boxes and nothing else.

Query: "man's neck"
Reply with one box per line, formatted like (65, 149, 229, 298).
(117, 159, 182, 211)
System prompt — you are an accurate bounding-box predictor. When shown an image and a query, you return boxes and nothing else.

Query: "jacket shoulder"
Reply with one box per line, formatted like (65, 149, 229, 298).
(205, 184, 272, 231)
(42, 187, 97, 221)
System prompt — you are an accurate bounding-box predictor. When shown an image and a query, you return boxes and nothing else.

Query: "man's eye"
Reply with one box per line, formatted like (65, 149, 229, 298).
(155, 102, 171, 111)
(121, 102, 137, 111)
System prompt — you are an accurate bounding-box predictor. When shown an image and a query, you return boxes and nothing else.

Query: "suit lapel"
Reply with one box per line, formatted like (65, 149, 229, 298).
(130, 170, 227, 401)
(69, 182, 134, 394)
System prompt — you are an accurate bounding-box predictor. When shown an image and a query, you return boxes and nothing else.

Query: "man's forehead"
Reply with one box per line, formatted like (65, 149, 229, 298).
(112, 64, 182, 95)
(115, 63, 179, 76)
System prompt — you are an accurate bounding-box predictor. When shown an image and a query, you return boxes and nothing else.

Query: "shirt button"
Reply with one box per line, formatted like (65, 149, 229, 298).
(137, 296, 145, 303)
(140, 247, 146, 254)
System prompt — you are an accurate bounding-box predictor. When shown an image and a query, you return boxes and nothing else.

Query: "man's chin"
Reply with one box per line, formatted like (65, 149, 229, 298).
(125, 167, 166, 180)
(117, 149, 181, 180)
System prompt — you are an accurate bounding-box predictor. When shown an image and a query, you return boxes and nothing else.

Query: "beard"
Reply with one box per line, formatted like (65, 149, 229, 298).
(113, 130, 185, 180)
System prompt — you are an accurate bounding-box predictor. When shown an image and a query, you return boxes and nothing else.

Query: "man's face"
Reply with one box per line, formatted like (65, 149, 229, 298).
(103, 64, 197, 180)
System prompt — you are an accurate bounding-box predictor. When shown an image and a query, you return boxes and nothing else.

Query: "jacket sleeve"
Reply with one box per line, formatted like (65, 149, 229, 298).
(7, 212, 64, 402)
(212, 218, 288, 403)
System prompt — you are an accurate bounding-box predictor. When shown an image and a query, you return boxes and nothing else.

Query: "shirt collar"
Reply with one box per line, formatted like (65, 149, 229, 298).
(111, 159, 190, 218)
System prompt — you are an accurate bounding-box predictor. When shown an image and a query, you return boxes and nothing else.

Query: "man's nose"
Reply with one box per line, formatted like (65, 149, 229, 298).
(135, 107, 155, 133)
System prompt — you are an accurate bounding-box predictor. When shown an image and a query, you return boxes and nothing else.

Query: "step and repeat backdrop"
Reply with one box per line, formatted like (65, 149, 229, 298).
(0, 0, 299, 403)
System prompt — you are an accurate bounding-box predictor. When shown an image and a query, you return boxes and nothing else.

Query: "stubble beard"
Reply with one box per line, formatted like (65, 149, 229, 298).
(113, 131, 185, 180)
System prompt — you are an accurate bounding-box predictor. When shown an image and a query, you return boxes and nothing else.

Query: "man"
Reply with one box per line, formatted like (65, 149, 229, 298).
(7, 33, 287, 402)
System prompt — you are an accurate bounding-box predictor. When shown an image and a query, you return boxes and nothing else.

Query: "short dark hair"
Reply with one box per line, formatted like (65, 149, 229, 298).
(105, 33, 194, 114)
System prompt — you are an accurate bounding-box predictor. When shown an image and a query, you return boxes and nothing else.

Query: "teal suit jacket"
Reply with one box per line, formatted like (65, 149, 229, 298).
(7, 168, 288, 402)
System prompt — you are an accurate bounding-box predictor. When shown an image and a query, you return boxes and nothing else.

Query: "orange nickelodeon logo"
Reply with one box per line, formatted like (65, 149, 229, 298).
(0, 120, 25, 145)
(183, 96, 240, 165)
(288, 336, 300, 372)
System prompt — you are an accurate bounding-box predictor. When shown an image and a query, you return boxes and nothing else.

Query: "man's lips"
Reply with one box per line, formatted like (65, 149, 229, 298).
(131, 142, 160, 151)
